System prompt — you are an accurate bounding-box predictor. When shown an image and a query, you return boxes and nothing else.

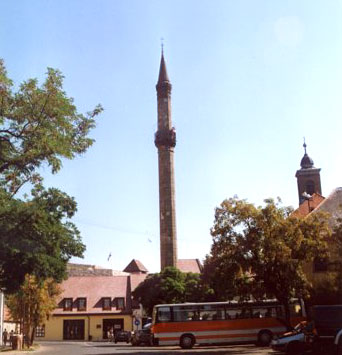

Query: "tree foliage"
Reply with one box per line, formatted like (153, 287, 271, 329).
(0, 59, 101, 292)
(132, 267, 213, 316)
(6, 275, 61, 347)
(202, 197, 330, 325)
(310, 216, 342, 305)
(0, 187, 85, 293)
(0, 59, 102, 195)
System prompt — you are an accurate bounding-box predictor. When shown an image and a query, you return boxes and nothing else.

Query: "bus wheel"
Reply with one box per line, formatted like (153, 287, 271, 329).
(257, 330, 272, 346)
(180, 334, 195, 349)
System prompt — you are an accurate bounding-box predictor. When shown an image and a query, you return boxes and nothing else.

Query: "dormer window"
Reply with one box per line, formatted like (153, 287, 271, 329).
(77, 298, 87, 311)
(116, 298, 125, 310)
(64, 298, 73, 311)
(103, 297, 111, 311)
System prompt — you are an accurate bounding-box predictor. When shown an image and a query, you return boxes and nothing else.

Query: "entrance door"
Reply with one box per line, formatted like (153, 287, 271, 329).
(103, 319, 124, 339)
(63, 320, 85, 340)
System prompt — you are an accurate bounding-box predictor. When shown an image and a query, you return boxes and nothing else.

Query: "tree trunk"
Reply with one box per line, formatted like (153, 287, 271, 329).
(283, 302, 292, 330)
(30, 326, 35, 347)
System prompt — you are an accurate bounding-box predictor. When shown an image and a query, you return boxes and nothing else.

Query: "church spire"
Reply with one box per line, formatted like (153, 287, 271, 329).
(295, 140, 322, 205)
(300, 139, 314, 169)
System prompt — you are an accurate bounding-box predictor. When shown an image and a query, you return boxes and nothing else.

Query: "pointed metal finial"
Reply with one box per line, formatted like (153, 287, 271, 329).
(303, 137, 307, 154)
(161, 37, 164, 54)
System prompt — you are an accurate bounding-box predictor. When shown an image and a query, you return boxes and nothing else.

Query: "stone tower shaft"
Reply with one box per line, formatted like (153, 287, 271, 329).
(154, 52, 178, 269)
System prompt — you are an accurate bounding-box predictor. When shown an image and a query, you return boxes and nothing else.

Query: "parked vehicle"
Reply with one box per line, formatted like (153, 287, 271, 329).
(151, 299, 306, 349)
(114, 330, 131, 344)
(271, 321, 313, 355)
(131, 329, 153, 346)
(308, 305, 342, 354)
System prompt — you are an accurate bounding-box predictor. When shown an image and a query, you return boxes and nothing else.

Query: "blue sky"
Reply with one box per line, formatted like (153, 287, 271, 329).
(1, 0, 341, 272)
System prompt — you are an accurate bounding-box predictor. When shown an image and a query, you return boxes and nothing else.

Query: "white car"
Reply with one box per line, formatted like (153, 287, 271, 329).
(271, 322, 313, 355)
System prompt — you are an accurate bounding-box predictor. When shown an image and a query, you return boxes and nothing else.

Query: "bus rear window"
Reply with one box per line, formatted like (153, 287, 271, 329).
(157, 307, 171, 323)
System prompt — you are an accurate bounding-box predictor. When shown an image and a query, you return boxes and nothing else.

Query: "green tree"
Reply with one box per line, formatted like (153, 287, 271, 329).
(132, 267, 213, 316)
(310, 216, 342, 304)
(0, 187, 85, 293)
(0, 59, 102, 195)
(202, 197, 330, 326)
(6, 275, 61, 347)
(0, 59, 102, 292)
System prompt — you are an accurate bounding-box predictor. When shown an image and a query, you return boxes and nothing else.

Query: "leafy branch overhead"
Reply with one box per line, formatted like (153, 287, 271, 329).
(0, 59, 102, 293)
(202, 197, 331, 326)
(0, 59, 103, 195)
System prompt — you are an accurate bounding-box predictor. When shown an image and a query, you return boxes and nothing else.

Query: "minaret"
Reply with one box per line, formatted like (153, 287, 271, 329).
(295, 141, 322, 205)
(154, 50, 178, 269)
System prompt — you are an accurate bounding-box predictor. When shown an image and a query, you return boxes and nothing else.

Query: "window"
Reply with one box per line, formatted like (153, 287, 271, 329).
(78, 298, 87, 311)
(156, 306, 171, 322)
(173, 305, 199, 322)
(116, 298, 125, 310)
(64, 298, 73, 311)
(305, 180, 315, 195)
(199, 304, 225, 320)
(102, 297, 111, 310)
(35, 325, 45, 337)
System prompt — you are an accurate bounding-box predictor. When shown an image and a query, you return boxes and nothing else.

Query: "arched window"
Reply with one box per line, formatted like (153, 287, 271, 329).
(306, 180, 315, 195)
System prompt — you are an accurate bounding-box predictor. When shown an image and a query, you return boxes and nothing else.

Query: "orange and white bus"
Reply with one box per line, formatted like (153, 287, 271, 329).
(151, 299, 305, 349)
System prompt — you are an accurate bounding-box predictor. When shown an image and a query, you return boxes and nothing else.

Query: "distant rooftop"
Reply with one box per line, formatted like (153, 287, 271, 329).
(123, 259, 148, 274)
(177, 259, 202, 273)
(67, 263, 129, 277)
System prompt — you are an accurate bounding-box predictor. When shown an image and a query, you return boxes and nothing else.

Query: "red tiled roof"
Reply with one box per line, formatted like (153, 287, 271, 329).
(177, 259, 202, 273)
(123, 259, 148, 273)
(53, 275, 130, 315)
(292, 193, 325, 217)
(130, 273, 148, 291)
(311, 187, 342, 227)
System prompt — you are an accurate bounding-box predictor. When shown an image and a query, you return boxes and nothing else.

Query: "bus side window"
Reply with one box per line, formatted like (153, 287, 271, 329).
(225, 309, 235, 319)
(157, 307, 171, 323)
(276, 306, 283, 318)
(174, 306, 199, 322)
(216, 309, 225, 320)
(265, 308, 272, 317)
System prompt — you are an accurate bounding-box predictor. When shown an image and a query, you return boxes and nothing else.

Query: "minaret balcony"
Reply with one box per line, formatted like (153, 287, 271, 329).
(154, 128, 176, 148)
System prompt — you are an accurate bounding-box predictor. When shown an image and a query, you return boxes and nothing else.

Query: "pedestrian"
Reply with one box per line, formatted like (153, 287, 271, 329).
(109, 328, 114, 342)
(2, 329, 8, 346)
(9, 330, 14, 347)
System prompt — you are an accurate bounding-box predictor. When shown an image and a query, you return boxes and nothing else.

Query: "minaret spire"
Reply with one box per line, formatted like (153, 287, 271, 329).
(154, 50, 178, 269)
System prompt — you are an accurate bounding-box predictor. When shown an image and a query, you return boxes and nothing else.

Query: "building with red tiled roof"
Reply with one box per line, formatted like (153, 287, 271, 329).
(293, 145, 342, 297)
(42, 260, 148, 341)
(177, 259, 202, 274)
(123, 259, 148, 274)
(292, 193, 325, 217)
(300, 188, 342, 284)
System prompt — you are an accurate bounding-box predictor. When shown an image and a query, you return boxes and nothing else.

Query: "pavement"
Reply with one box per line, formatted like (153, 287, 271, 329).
(1, 341, 279, 355)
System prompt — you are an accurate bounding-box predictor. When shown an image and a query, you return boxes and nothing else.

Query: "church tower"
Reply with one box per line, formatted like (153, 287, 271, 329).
(154, 51, 178, 269)
(295, 141, 322, 205)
